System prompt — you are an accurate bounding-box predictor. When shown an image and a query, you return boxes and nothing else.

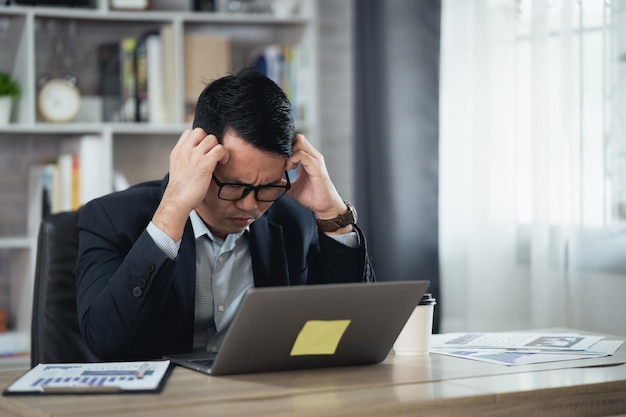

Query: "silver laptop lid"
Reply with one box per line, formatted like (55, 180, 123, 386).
(204, 280, 430, 375)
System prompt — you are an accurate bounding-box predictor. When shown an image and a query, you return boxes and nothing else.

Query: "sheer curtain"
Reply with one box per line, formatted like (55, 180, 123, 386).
(440, 0, 626, 335)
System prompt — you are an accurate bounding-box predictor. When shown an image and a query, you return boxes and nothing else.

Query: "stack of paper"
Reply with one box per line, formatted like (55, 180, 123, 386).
(429, 332, 623, 366)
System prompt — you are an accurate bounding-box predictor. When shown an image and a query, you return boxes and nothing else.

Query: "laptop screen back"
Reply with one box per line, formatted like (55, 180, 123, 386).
(206, 280, 430, 375)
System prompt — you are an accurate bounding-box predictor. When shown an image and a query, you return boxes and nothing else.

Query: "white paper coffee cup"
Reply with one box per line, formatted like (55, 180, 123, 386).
(393, 293, 436, 356)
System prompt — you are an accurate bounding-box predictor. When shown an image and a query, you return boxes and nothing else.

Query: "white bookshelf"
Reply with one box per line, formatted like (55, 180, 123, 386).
(0, 0, 317, 367)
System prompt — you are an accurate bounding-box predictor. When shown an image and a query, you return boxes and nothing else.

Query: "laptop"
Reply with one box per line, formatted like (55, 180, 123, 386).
(164, 280, 430, 376)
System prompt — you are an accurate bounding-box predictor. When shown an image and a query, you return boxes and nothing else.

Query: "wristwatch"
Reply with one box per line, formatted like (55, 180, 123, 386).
(316, 200, 357, 233)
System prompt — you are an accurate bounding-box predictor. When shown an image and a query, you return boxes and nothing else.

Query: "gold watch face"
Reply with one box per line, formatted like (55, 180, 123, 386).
(38, 78, 81, 123)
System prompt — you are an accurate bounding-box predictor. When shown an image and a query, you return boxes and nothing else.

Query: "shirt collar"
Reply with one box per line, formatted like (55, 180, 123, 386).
(189, 209, 248, 242)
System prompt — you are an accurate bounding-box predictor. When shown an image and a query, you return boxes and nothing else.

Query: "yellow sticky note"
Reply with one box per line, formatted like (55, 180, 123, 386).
(290, 320, 351, 356)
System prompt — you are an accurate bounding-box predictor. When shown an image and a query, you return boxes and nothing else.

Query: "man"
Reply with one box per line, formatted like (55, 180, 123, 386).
(75, 68, 375, 361)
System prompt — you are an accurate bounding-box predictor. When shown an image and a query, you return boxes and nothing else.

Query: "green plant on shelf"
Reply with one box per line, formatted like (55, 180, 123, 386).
(0, 72, 21, 98)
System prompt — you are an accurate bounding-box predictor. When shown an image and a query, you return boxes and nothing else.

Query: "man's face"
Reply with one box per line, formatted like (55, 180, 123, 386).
(196, 130, 288, 239)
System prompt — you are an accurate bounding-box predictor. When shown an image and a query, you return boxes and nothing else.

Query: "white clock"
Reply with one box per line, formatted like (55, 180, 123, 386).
(37, 77, 81, 123)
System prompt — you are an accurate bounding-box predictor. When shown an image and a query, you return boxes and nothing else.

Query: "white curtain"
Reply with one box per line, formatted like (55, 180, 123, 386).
(440, 0, 626, 336)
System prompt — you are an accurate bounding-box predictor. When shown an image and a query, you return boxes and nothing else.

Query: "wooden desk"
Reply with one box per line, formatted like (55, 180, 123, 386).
(1, 332, 626, 417)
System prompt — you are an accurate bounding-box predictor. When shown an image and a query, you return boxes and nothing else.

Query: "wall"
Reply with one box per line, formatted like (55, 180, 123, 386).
(316, 0, 355, 201)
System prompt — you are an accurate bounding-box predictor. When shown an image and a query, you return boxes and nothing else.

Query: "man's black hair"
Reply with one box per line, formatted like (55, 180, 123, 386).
(192, 67, 295, 157)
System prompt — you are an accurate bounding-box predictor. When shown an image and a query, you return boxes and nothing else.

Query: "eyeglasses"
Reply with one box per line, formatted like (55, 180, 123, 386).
(212, 171, 291, 202)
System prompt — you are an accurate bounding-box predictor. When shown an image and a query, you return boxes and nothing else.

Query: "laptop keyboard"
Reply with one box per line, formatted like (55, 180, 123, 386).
(191, 359, 215, 367)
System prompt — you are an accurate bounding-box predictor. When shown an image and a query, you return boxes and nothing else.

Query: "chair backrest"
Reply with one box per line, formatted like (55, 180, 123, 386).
(31, 210, 99, 367)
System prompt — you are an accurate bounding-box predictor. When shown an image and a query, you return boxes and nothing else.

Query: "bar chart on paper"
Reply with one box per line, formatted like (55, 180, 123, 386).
(3, 361, 171, 394)
(32, 367, 152, 387)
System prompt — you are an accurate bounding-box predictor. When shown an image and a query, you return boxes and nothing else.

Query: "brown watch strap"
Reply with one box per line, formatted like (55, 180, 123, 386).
(316, 201, 357, 233)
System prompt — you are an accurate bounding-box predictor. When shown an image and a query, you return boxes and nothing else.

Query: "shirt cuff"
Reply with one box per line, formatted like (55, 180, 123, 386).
(147, 221, 181, 260)
(327, 231, 360, 248)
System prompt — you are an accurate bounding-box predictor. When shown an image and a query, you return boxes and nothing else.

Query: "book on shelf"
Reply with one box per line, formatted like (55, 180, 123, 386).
(254, 44, 284, 86)
(146, 32, 165, 124)
(120, 37, 138, 122)
(135, 34, 149, 122)
(27, 155, 72, 233)
(252, 44, 309, 123)
(60, 135, 105, 209)
(28, 136, 105, 233)
(57, 153, 79, 213)
(161, 24, 176, 124)
(29, 154, 80, 223)
(98, 37, 138, 123)
(136, 26, 174, 124)
(98, 26, 175, 124)
(98, 41, 123, 122)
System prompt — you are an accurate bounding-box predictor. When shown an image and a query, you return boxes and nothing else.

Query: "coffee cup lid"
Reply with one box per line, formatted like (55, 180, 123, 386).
(419, 293, 436, 305)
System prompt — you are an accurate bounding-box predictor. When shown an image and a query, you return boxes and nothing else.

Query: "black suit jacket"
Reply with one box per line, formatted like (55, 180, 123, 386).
(76, 177, 375, 360)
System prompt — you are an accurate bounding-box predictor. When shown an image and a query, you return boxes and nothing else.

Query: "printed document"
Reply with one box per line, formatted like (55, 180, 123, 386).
(3, 361, 171, 394)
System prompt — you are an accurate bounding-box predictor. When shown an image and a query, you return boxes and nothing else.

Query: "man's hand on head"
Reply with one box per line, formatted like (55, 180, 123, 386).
(286, 134, 347, 222)
(152, 128, 229, 241)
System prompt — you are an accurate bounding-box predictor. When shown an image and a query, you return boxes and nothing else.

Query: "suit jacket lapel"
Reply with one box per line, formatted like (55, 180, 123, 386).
(250, 215, 289, 287)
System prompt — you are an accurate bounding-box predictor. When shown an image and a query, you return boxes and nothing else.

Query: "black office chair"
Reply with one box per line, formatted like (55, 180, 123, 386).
(31, 210, 99, 367)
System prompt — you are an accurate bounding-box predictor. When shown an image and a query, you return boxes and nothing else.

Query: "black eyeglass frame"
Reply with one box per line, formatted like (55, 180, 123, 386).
(212, 171, 291, 202)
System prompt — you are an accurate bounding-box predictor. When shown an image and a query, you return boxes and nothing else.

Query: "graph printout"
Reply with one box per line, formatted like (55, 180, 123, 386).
(429, 333, 623, 366)
(4, 361, 171, 394)
(430, 333, 605, 352)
